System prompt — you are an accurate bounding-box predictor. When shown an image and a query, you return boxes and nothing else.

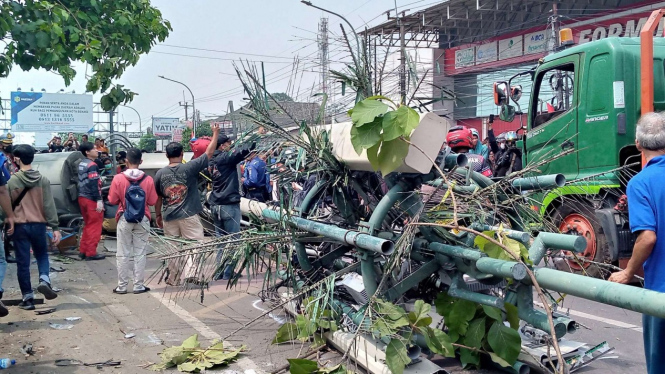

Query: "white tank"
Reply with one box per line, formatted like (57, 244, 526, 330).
(319, 112, 450, 174)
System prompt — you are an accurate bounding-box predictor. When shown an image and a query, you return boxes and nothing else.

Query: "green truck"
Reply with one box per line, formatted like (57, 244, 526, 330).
(492, 18, 665, 277)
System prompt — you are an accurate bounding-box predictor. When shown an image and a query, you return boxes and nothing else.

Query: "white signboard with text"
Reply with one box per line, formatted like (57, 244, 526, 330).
(475, 41, 497, 64)
(152, 117, 181, 138)
(498, 36, 523, 60)
(524, 30, 549, 55)
(455, 47, 475, 69)
(10, 92, 93, 133)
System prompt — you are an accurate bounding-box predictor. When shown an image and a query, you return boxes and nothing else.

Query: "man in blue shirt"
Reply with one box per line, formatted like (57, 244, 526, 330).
(609, 112, 665, 374)
(243, 152, 271, 203)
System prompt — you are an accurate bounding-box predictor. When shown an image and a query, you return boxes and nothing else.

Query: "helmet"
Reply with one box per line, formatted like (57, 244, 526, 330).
(0, 133, 14, 145)
(446, 126, 474, 150)
(504, 131, 518, 143)
(469, 128, 480, 138)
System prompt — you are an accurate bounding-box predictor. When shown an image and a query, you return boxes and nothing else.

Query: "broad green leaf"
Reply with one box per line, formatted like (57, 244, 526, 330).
(446, 299, 476, 335)
(366, 143, 380, 171)
(489, 352, 512, 368)
(377, 138, 409, 175)
(181, 334, 200, 349)
(351, 99, 388, 127)
(459, 348, 480, 369)
(350, 118, 382, 155)
(434, 292, 455, 316)
(385, 339, 411, 374)
(408, 300, 432, 327)
(365, 95, 397, 107)
(504, 303, 520, 329)
(177, 362, 199, 372)
(287, 358, 319, 374)
(160, 346, 189, 365)
(482, 305, 503, 322)
(421, 326, 455, 357)
(487, 322, 521, 365)
(402, 105, 421, 133)
(502, 237, 522, 260)
(296, 315, 317, 340)
(381, 110, 403, 141)
(374, 299, 409, 324)
(464, 317, 486, 349)
(271, 322, 299, 344)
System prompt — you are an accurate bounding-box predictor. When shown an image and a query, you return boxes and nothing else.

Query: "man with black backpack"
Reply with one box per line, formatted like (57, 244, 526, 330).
(108, 148, 158, 294)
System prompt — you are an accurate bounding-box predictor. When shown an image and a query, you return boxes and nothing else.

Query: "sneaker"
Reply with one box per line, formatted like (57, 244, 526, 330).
(78, 253, 86, 260)
(37, 281, 58, 300)
(112, 287, 127, 295)
(0, 301, 8, 317)
(133, 286, 151, 294)
(85, 254, 106, 261)
(18, 299, 35, 311)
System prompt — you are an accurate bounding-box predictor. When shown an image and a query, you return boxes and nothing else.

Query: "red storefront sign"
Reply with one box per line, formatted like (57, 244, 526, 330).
(443, 1, 665, 75)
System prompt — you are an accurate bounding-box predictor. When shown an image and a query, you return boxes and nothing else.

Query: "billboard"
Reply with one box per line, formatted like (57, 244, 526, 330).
(11, 92, 93, 133)
(152, 117, 180, 139)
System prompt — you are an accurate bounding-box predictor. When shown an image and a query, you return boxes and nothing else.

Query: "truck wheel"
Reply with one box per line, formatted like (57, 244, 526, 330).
(553, 204, 610, 278)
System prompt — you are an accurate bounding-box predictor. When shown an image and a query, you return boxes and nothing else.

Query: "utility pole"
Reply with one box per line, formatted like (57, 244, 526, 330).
(228, 100, 236, 139)
(399, 12, 407, 105)
(180, 101, 191, 124)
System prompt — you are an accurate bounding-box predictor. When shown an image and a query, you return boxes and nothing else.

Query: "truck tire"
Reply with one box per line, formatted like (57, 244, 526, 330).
(552, 204, 610, 278)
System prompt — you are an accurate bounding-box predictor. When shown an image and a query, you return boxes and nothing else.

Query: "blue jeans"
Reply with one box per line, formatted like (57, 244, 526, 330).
(0, 232, 5, 295)
(211, 204, 241, 278)
(644, 314, 665, 374)
(14, 223, 51, 300)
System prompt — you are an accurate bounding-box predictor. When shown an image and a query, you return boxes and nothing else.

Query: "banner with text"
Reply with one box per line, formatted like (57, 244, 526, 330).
(10, 92, 93, 133)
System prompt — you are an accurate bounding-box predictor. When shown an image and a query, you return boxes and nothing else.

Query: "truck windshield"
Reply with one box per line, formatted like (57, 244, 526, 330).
(533, 64, 575, 128)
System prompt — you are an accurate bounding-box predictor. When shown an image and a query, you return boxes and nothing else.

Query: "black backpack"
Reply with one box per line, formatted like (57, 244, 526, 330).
(123, 175, 147, 223)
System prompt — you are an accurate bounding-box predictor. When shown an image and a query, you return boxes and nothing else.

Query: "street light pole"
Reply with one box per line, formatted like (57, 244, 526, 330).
(120, 105, 143, 132)
(158, 75, 196, 135)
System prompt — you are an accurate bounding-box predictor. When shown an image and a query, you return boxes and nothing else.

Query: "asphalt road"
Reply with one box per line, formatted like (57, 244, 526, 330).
(0, 239, 649, 374)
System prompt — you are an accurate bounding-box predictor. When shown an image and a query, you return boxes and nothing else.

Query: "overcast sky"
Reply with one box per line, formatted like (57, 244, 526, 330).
(0, 0, 429, 138)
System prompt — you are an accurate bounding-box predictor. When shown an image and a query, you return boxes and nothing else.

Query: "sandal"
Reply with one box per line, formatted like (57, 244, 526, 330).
(112, 287, 127, 295)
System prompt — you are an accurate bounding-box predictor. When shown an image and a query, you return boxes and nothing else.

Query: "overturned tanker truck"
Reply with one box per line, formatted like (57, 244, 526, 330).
(31, 150, 195, 234)
(154, 110, 664, 374)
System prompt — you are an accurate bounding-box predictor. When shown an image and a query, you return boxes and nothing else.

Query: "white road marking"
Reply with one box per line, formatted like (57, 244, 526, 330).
(151, 293, 264, 373)
(535, 302, 643, 332)
(252, 299, 286, 324)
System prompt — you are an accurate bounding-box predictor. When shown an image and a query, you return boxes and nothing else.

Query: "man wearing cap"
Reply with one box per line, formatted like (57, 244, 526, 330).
(469, 128, 489, 161)
(208, 135, 255, 280)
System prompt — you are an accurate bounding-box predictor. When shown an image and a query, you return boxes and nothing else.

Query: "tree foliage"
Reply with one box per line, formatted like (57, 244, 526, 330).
(180, 121, 212, 151)
(138, 132, 157, 153)
(0, 0, 171, 111)
(271, 92, 294, 102)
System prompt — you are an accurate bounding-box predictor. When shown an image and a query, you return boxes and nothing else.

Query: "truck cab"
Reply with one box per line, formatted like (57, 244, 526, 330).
(494, 37, 665, 276)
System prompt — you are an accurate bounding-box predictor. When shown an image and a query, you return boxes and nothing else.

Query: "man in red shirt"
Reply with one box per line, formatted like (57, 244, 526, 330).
(108, 148, 158, 294)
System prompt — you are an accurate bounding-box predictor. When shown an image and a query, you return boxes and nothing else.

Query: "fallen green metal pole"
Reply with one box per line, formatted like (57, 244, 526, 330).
(532, 267, 665, 319)
(383, 260, 439, 301)
(262, 209, 394, 255)
(429, 242, 483, 261)
(476, 257, 528, 281)
(529, 232, 587, 265)
(511, 174, 565, 191)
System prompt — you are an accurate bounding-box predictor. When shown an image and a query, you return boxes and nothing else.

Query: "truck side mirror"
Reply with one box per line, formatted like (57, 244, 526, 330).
(499, 104, 516, 122)
(510, 85, 523, 102)
(493, 82, 509, 105)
